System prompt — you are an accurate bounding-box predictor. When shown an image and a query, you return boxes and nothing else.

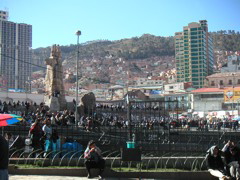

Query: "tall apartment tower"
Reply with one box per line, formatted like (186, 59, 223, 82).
(175, 20, 214, 88)
(0, 10, 32, 90)
(0, 10, 8, 20)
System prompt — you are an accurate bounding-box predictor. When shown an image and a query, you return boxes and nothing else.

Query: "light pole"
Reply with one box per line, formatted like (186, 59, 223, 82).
(75, 30, 81, 126)
(25, 76, 31, 100)
(232, 73, 236, 117)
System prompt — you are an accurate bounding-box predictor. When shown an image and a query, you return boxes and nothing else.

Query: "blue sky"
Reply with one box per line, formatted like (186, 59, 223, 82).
(1, 0, 240, 49)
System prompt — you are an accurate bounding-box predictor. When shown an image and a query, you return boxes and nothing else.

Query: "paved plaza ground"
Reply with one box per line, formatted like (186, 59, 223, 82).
(9, 175, 88, 180)
(9, 175, 142, 180)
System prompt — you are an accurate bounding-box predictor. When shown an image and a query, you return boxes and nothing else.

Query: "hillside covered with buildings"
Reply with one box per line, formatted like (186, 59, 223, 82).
(1, 10, 240, 120)
(31, 30, 240, 94)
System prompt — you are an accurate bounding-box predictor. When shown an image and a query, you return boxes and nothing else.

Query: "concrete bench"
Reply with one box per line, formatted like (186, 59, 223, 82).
(9, 165, 217, 180)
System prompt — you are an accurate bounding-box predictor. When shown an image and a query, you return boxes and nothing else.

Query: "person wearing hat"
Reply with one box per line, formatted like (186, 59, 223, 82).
(84, 140, 105, 179)
(222, 140, 240, 179)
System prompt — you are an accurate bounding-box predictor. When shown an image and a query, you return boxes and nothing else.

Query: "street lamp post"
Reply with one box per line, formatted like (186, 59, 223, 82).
(25, 76, 31, 100)
(232, 73, 236, 117)
(75, 30, 81, 126)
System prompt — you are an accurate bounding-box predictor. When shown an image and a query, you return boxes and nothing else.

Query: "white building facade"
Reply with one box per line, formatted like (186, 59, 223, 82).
(164, 82, 192, 94)
(221, 55, 240, 73)
(135, 77, 163, 87)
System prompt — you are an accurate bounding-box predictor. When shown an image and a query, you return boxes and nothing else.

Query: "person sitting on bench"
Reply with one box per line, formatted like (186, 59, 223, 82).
(206, 145, 230, 180)
(84, 140, 105, 179)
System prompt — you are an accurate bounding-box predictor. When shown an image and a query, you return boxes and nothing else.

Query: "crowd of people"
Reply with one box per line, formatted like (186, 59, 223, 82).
(28, 118, 84, 158)
(2, 101, 240, 179)
(1, 131, 105, 179)
(0, 100, 76, 126)
(0, 100, 239, 133)
(96, 103, 240, 131)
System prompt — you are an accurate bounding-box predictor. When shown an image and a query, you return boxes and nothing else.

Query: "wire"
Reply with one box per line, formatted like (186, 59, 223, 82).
(0, 53, 66, 74)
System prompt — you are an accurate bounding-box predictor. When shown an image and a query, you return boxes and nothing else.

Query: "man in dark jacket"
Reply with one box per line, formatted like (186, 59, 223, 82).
(0, 134, 9, 180)
(29, 119, 43, 151)
(206, 146, 230, 180)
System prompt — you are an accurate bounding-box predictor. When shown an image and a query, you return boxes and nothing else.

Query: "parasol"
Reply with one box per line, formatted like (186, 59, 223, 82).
(0, 114, 23, 127)
(0, 114, 23, 136)
(233, 116, 240, 121)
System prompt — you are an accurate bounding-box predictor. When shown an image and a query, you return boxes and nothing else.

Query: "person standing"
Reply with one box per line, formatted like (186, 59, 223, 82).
(29, 119, 43, 151)
(51, 129, 60, 156)
(84, 140, 105, 179)
(0, 134, 9, 180)
(4, 132, 14, 148)
(42, 118, 52, 157)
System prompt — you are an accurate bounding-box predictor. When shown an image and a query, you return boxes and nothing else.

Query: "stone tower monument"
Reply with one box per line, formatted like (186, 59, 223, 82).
(44, 44, 66, 111)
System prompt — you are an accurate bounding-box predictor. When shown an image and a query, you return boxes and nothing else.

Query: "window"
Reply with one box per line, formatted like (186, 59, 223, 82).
(169, 86, 174, 89)
(229, 80, 232, 85)
(238, 79, 240, 84)
(201, 94, 223, 98)
(211, 81, 215, 86)
(220, 80, 223, 85)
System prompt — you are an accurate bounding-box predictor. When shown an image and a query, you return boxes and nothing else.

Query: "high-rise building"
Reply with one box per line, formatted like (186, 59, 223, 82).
(0, 10, 8, 21)
(175, 20, 214, 88)
(0, 10, 32, 90)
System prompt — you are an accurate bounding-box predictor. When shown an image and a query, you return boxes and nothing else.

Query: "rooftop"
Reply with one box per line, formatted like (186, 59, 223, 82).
(207, 72, 240, 78)
(191, 88, 225, 93)
(191, 87, 240, 93)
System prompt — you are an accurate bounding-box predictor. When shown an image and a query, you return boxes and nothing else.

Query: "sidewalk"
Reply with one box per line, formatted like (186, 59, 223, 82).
(9, 175, 87, 180)
(9, 175, 139, 180)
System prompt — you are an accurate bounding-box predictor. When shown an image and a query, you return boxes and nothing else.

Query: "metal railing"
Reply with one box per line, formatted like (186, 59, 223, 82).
(3, 99, 240, 169)
(9, 148, 207, 171)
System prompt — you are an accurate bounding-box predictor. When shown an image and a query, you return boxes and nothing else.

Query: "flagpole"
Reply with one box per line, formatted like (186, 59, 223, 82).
(232, 73, 236, 117)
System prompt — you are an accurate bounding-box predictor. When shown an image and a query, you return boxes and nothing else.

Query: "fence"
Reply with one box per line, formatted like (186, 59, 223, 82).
(2, 99, 240, 157)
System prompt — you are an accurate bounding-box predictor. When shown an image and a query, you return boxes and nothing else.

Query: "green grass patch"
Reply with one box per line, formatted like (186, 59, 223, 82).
(14, 164, 82, 169)
(13, 164, 190, 172)
(112, 168, 190, 172)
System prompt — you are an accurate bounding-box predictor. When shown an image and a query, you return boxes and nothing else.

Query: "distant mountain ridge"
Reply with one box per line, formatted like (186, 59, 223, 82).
(32, 31, 240, 72)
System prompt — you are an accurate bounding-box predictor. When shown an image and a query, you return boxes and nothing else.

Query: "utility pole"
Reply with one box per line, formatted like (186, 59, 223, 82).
(75, 30, 81, 126)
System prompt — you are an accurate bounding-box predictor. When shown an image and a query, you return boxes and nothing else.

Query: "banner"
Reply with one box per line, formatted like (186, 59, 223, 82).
(224, 87, 240, 103)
